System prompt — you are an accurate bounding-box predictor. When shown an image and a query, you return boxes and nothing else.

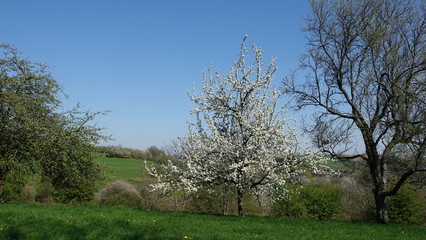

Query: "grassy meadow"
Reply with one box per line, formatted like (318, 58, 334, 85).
(96, 156, 155, 186)
(1, 157, 425, 239)
(1, 203, 426, 240)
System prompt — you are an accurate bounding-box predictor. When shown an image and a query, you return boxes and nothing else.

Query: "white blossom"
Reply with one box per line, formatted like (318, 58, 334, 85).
(148, 37, 329, 215)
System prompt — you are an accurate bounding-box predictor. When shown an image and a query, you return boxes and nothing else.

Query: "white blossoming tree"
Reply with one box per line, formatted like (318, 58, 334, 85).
(148, 37, 325, 216)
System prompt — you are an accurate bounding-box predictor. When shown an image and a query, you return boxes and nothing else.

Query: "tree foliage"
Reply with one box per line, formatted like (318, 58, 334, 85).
(0, 44, 108, 203)
(98, 145, 168, 163)
(98, 145, 147, 160)
(388, 185, 424, 224)
(285, 0, 426, 223)
(273, 183, 344, 221)
(148, 37, 327, 216)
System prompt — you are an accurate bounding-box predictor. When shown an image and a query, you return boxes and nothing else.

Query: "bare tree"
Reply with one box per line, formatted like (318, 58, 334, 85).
(286, 0, 426, 223)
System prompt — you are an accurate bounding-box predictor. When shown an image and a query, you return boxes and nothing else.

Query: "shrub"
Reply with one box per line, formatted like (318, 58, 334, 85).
(21, 184, 37, 204)
(388, 186, 424, 224)
(139, 179, 191, 212)
(53, 187, 95, 204)
(145, 146, 168, 163)
(1, 179, 23, 202)
(97, 180, 142, 208)
(1, 170, 38, 203)
(272, 185, 308, 218)
(340, 177, 374, 222)
(186, 188, 226, 215)
(304, 184, 344, 220)
(273, 183, 344, 221)
(97, 145, 147, 160)
(36, 181, 55, 204)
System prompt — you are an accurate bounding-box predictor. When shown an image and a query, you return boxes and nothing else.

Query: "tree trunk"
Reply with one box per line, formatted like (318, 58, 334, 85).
(221, 185, 230, 215)
(174, 191, 178, 211)
(373, 189, 389, 224)
(237, 188, 244, 216)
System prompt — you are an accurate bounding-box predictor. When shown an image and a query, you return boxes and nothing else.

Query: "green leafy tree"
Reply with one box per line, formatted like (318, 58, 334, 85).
(0, 44, 108, 203)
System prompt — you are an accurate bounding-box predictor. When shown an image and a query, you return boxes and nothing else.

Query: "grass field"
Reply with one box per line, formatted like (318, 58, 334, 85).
(96, 156, 156, 186)
(1, 203, 425, 240)
(2, 158, 426, 239)
(95, 156, 351, 186)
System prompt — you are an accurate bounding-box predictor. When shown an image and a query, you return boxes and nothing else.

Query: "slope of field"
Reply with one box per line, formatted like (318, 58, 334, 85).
(97, 156, 143, 182)
(1, 203, 425, 240)
(96, 156, 158, 186)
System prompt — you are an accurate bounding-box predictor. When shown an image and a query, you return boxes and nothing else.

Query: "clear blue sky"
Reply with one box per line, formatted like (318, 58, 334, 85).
(1, 0, 311, 150)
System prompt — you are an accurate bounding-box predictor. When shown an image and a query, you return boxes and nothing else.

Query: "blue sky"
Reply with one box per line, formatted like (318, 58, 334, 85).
(1, 0, 311, 150)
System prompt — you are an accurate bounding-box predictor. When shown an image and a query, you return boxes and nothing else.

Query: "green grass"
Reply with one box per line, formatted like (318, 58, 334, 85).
(1, 203, 425, 240)
(96, 157, 157, 186)
(324, 159, 353, 172)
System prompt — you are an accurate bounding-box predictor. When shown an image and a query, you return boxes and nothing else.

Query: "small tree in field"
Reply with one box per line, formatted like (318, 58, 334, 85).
(148, 37, 326, 216)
